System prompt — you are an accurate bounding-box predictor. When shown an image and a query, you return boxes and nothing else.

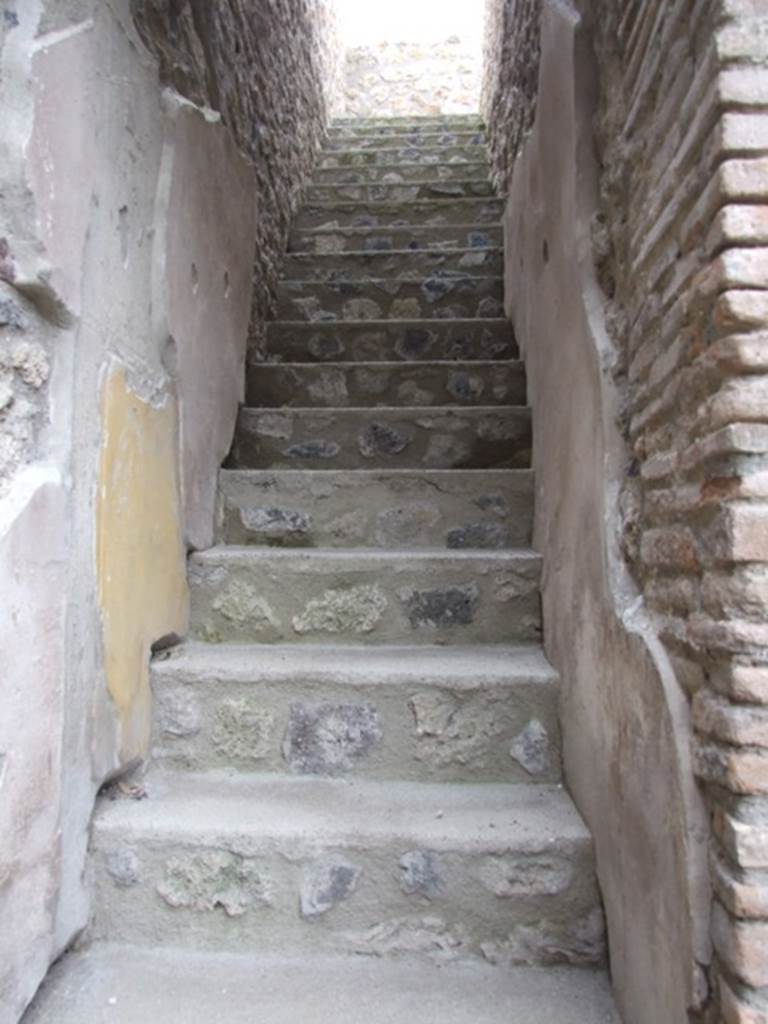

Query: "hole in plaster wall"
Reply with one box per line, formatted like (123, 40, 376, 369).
(161, 334, 178, 378)
(223, 269, 231, 298)
(542, 239, 549, 265)
(190, 262, 199, 295)
(118, 205, 129, 267)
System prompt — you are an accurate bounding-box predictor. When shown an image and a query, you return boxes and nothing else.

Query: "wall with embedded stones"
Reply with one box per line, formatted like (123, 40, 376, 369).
(490, 0, 768, 1022)
(0, 2, 337, 1022)
(340, 38, 483, 118)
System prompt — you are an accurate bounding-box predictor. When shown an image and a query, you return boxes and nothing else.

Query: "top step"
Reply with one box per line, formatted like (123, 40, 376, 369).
(331, 115, 485, 131)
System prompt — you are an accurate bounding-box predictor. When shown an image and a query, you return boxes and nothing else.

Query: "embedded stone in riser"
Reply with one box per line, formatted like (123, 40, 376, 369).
(305, 181, 495, 203)
(187, 549, 542, 645)
(275, 276, 504, 321)
(89, 778, 604, 964)
(264, 319, 517, 363)
(295, 198, 504, 228)
(288, 225, 503, 255)
(217, 468, 534, 549)
(323, 132, 486, 152)
(229, 407, 531, 471)
(282, 248, 504, 281)
(150, 646, 562, 783)
(318, 147, 489, 168)
(313, 162, 490, 184)
(245, 361, 525, 409)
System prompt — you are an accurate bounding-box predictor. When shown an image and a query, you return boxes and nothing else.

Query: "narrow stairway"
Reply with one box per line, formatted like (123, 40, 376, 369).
(25, 116, 619, 1023)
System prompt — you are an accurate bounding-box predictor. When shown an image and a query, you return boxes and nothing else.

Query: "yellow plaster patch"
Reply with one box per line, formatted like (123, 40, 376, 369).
(97, 366, 188, 761)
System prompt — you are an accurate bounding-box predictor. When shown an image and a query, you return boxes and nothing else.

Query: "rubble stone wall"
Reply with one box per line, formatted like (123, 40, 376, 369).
(488, 0, 768, 1020)
(341, 38, 483, 118)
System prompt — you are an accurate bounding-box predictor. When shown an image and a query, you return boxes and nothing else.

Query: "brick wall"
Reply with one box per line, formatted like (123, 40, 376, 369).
(592, 2, 768, 1017)
(487, 0, 768, 1019)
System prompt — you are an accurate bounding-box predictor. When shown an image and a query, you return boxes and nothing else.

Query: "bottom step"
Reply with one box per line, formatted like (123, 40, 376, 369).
(24, 945, 620, 1024)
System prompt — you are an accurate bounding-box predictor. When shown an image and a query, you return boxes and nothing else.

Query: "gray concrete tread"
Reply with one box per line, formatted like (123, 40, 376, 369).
(152, 641, 559, 689)
(191, 544, 541, 565)
(236, 402, 526, 414)
(283, 245, 503, 259)
(298, 197, 506, 211)
(23, 945, 620, 1024)
(94, 771, 590, 849)
(291, 222, 501, 237)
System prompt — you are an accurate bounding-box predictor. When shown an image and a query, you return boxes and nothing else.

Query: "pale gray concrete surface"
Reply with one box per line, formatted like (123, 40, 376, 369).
(23, 946, 620, 1024)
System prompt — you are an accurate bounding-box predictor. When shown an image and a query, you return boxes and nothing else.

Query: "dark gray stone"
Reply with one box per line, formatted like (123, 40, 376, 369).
(0, 297, 26, 330)
(283, 702, 383, 774)
(401, 585, 479, 628)
(447, 371, 484, 402)
(475, 494, 510, 517)
(359, 422, 412, 458)
(240, 507, 311, 541)
(399, 850, 445, 899)
(300, 856, 362, 918)
(283, 441, 340, 460)
(469, 232, 492, 249)
(446, 523, 510, 550)
(307, 333, 345, 359)
(396, 327, 433, 359)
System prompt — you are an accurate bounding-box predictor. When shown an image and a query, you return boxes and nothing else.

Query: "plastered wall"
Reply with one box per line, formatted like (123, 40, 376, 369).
(0, 2, 335, 1021)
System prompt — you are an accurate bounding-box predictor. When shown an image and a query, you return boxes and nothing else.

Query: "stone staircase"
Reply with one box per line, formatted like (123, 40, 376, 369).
(24, 116, 619, 1023)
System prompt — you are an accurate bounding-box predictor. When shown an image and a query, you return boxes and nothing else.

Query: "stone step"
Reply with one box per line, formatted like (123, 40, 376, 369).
(324, 131, 486, 152)
(332, 113, 485, 126)
(229, 406, 531, 471)
(151, 643, 561, 783)
(23, 946, 620, 1024)
(289, 224, 502, 254)
(313, 161, 490, 184)
(306, 181, 494, 204)
(263, 319, 517, 363)
(188, 547, 542, 645)
(295, 197, 504, 229)
(281, 247, 504, 280)
(88, 771, 603, 962)
(217, 468, 534, 549)
(319, 147, 488, 169)
(330, 115, 486, 133)
(245, 360, 524, 409)
(275, 275, 504, 321)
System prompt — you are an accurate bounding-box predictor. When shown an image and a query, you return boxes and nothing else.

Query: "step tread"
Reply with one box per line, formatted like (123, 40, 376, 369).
(153, 641, 558, 688)
(94, 770, 588, 848)
(24, 946, 620, 1024)
(191, 544, 541, 565)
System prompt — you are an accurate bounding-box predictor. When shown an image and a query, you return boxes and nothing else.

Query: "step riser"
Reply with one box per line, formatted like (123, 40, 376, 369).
(295, 199, 504, 229)
(306, 182, 494, 203)
(275, 277, 504, 322)
(331, 117, 484, 129)
(217, 470, 533, 549)
(246, 362, 524, 410)
(188, 552, 542, 645)
(319, 148, 489, 169)
(314, 163, 490, 184)
(264, 320, 517, 364)
(151, 671, 561, 783)
(282, 249, 504, 280)
(90, 834, 601, 963)
(230, 407, 531, 471)
(325, 133, 486, 151)
(289, 226, 503, 255)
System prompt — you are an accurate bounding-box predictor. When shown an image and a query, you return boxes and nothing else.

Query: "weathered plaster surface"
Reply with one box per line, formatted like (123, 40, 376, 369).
(0, 1, 261, 1019)
(157, 96, 256, 548)
(503, 4, 710, 1022)
(0, 469, 67, 1024)
(97, 366, 188, 762)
